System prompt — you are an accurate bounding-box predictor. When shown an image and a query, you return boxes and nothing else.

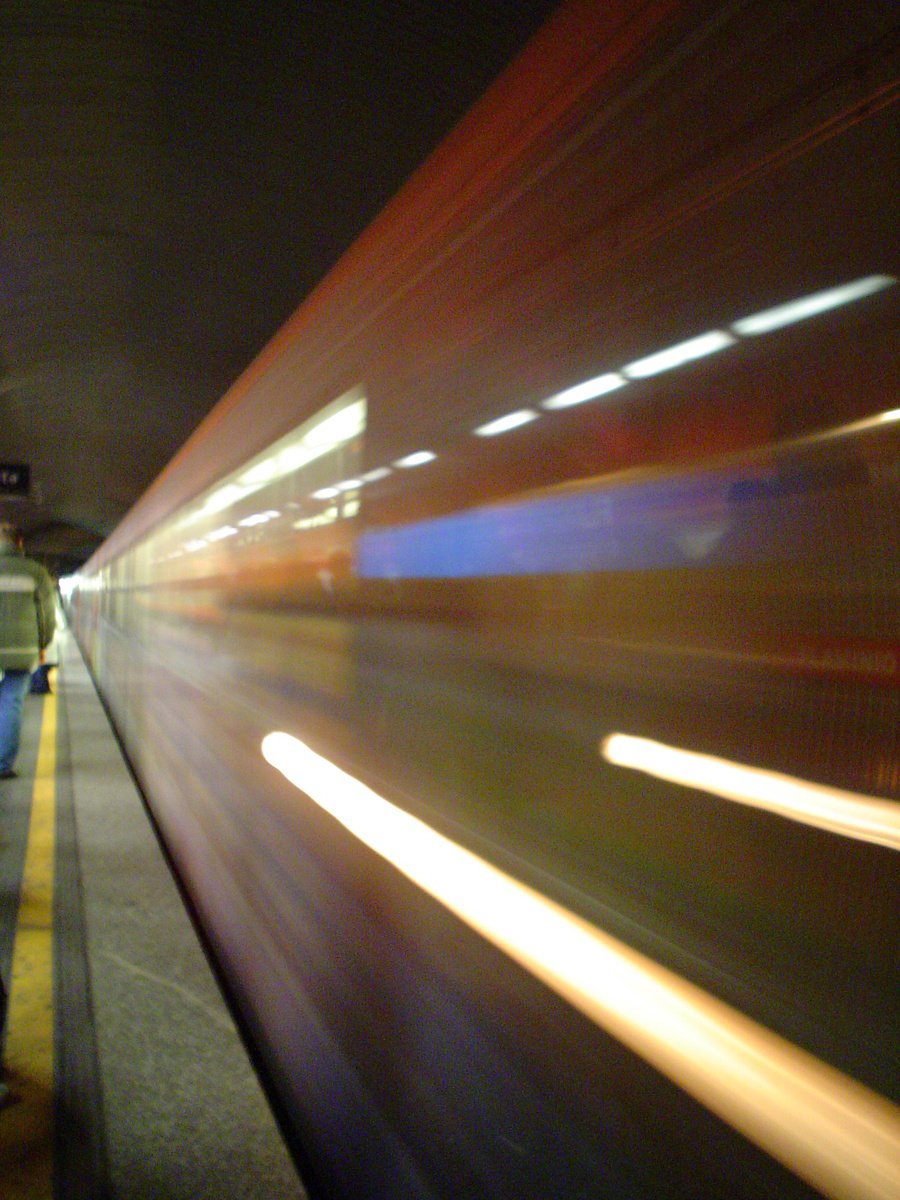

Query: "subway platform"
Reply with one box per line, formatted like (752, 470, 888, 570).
(0, 624, 306, 1200)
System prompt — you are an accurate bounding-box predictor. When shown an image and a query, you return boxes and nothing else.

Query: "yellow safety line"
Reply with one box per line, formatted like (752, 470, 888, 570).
(0, 693, 56, 1196)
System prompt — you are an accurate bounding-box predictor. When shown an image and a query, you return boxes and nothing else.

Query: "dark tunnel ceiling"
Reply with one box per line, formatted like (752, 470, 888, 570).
(0, 0, 560, 568)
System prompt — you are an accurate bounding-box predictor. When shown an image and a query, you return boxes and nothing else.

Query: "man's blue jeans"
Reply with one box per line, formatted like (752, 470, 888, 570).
(0, 669, 32, 773)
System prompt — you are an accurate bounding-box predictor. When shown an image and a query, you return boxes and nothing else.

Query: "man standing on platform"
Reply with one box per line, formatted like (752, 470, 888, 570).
(0, 521, 56, 780)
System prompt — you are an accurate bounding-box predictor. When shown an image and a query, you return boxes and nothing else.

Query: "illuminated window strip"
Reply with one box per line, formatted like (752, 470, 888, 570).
(474, 410, 539, 437)
(262, 732, 900, 1200)
(731, 275, 896, 336)
(529, 274, 896, 422)
(601, 734, 900, 852)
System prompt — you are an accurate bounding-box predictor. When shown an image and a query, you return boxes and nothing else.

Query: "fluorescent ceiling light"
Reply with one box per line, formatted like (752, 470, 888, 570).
(336, 478, 362, 491)
(623, 331, 736, 379)
(394, 451, 436, 468)
(262, 730, 900, 1200)
(731, 275, 896, 336)
(542, 373, 626, 410)
(311, 486, 340, 500)
(474, 409, 539, 437)
(361, 466, 392, 483)
(601, 733, 900, 851)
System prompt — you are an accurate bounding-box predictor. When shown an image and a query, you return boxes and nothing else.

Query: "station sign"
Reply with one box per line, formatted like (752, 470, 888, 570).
(0, 463, 30, 496)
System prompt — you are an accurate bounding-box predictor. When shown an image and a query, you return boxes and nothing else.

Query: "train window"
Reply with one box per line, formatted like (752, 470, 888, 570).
(145, 385, 367, 580)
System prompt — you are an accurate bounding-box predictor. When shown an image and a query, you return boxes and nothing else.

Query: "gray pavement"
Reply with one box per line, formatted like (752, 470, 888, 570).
(50, 629, 306, 1199)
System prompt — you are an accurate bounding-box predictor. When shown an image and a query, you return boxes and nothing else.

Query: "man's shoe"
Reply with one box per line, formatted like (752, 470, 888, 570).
(0, 769, 17, 780)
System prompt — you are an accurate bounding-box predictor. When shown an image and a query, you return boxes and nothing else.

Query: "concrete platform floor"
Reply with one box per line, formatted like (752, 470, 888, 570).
(0, 626, 306, 1200)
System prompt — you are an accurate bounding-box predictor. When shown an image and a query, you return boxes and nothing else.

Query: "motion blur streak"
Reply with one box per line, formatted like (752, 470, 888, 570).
(262, 732, 900, 1200)
(601, 735, 900, 851)
(730, 275, 896, 336)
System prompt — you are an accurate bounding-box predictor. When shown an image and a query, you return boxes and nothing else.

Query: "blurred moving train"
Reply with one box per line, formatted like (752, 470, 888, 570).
(69, 2, 899, 1197)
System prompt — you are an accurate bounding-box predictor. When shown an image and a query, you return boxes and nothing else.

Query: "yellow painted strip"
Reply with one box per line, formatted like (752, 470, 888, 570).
(0, 694, 56, 1196)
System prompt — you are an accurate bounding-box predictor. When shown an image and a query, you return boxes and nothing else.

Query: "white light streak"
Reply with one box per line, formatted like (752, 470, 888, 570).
(361, 467, 392, 483)
(239, 459, 278, 487)
(541, 373, 627, 410)
(731, 276, 896, 336)
(311, 486, 341, 500)
(277, 443, 318, 473)
(262, 731, 900, 1200)
(394, 451, 436, 468)
(623, 331, 736, 379)
(601, 734, 900, 852)
(206, 525, 238, 542)
(336, 478, 362, 491)
(238, 510, 281, 528)
(303, 397, 367, 449)
(203, 484, 244, 515)
(474, 409, 539, 437)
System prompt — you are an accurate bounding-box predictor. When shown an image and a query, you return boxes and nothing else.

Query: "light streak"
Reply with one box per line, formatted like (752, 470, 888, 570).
(361, 466, 392, 483)
(394, 451, 436, 468)
(474, 410, 540, 436)
(601, 734, 900, 851)
(262, 731, 900, 1200)
(623, 331, 736, 379)
(541, 373, 627, 409)
(731, 276, 896, 336)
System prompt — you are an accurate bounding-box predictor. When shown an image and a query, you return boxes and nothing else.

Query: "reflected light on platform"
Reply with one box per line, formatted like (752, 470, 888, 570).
(262, 731, 900, 1200)
(474, 409, 539, 436)
(601, 734, 900, 851)
(622, 331, 736, 379)
(731, 275, 896, 336)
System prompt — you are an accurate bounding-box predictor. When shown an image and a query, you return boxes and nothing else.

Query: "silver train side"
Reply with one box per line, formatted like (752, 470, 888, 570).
(69, 3, 899, 1198)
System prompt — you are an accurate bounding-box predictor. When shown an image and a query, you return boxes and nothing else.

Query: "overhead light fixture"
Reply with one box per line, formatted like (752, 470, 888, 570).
(311, 486, 340, 500)
(623, 331, 736, 379)
(474, 410, 539, 437)
(731, 275, 896, 336)
(394, 451, 436, 468)
(541, 373, 627, 410)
